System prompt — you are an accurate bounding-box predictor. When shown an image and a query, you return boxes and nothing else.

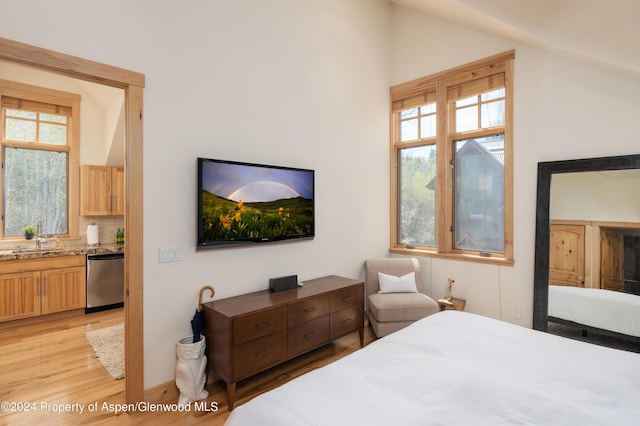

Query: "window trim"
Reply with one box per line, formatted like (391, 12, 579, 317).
(389, 51, 514, 266)
(1, 79, 80, 240)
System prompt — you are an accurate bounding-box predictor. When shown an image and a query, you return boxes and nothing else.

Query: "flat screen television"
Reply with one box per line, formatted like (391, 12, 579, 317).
(197, 157, 315, 249)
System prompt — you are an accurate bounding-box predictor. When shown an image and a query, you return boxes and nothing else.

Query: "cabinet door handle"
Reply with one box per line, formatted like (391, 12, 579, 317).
(255, 321, 271, 329)
(255, 349, 271, 358)
(43, 277, 47, 295)
(342, 318, 353, 324)
(304, 331, 318, 339)
(342, 296, 353, 302)
(304, 307, 317, 313)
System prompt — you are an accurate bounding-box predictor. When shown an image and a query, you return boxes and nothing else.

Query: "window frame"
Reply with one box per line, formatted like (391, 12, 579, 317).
(389, 51, 514, 265)
(1, 79, 80, 240)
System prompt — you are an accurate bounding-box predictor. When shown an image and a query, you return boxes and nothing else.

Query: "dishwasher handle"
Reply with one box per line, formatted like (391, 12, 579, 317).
(87, 253, 124, 261)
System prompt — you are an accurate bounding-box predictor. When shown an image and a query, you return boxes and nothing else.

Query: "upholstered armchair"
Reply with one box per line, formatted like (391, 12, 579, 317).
(365, 258, 439, 338)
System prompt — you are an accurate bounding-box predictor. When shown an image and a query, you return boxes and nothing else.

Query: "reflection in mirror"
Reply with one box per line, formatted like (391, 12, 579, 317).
(533, 155, 640, 352)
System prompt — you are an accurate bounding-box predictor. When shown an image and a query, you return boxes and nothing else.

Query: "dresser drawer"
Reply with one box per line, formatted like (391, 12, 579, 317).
(233, 306, 287, 346)
(330, 305, 363, 340)
(234, 330, 287, 379)
(330, 284, 363, 313)
(204, 276, 364, 411)
(288, 316, 330, 357)
(288, 295, 330, 327)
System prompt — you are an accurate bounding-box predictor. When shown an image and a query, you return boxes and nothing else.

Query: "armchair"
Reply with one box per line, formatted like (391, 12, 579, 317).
(365, 258, 438, 338)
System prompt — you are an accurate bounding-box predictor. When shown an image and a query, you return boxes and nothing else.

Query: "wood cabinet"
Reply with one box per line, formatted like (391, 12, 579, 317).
(0, 256, 86, 322)
(549, 221, 630, 291)
(80, 165, 124, 216)
(40, 265, 86, 314)
(203, 275, 364, 409)
(0, 271, 40, 320)
(549, 224, 586, 287)
(600, 228, 624, 292)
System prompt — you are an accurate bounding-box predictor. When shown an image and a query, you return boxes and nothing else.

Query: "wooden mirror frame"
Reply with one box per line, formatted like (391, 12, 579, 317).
(533, 153, 640, 332)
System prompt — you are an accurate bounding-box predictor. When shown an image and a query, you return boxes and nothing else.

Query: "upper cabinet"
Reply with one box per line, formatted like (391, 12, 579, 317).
(80, 165, 124, 216)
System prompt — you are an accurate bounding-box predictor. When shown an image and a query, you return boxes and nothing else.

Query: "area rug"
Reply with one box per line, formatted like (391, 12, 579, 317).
(86, 323, 125, 380)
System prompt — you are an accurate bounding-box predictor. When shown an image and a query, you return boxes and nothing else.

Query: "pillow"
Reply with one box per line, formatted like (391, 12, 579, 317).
(378, 271, 418, 294)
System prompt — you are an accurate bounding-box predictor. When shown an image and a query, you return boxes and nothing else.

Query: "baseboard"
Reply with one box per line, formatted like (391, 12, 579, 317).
(144, 370, 221, 403)
(0, 308, 84, 331)
(144, 380, 180, 403)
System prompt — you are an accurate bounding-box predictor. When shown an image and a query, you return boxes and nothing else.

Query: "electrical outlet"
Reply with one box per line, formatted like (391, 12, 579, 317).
(513, 308, 521, 320)
(159, 246, 183, 263)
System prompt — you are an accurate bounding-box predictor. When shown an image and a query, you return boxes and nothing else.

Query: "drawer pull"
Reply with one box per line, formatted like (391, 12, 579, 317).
(304, 307, 317, 313)
(342, 296, 354, 302)
(305, 331, 318, 339)
(256, 349, 272, 358)
(255, 321, 272, 329)
(342, 318, 353, 324)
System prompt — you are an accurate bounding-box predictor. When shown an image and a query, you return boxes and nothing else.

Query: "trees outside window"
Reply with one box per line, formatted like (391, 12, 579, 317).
(1, 81, 79, 239)
(390, 51, 514, 264)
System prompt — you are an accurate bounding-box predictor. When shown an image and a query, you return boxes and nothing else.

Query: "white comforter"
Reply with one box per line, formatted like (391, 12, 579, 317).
(225, 310, 640, 426)
(548, 285, 640, 337)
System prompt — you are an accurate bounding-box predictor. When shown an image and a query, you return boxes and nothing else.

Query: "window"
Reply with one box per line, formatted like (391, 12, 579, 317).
(1, 81, 80, 239)
(390, 51, 514, 264)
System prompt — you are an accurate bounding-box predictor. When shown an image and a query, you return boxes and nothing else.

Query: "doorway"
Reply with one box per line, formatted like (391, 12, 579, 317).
(0, 37, 144, 403)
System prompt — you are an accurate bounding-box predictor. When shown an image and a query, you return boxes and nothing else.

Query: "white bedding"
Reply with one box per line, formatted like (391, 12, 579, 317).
(548, 285, 640, 337)
(225, 310, 640, 426)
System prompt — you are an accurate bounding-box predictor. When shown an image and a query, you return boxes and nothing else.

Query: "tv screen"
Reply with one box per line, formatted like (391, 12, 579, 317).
(197, 157, 315, 249)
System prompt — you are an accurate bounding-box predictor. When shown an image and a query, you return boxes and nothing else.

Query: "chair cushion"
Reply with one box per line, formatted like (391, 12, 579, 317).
(368, 292, 438, 323)
(378, 271, 418, 293)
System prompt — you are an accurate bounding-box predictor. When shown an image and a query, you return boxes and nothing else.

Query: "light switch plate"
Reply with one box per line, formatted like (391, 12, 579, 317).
(159, 246, 183, 263)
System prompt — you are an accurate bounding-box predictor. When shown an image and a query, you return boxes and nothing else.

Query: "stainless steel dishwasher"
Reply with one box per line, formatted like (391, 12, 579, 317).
(86, 252, 124, 313)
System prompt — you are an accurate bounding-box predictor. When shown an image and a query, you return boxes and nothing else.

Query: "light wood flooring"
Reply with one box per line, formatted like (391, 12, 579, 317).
(1, 308, 375, 425)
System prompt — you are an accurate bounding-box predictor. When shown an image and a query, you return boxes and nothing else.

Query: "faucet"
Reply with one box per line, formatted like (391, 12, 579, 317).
(36, 218, 47, 250)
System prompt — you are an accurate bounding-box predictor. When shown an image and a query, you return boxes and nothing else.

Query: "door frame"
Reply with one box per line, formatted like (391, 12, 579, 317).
(0, 37, 145, 403)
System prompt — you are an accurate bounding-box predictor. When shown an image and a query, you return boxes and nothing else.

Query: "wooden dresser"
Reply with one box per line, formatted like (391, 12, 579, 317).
(203, 275, 364, 409)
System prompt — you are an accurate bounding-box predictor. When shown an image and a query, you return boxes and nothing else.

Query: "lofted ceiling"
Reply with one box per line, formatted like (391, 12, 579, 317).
(390, 0, 640, 80)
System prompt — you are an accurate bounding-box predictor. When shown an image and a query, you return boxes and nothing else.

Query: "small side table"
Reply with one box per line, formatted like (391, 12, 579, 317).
(437, 297, 466, 312)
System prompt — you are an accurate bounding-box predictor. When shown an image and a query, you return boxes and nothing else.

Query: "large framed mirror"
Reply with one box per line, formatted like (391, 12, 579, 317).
(533, 154, 640, 349)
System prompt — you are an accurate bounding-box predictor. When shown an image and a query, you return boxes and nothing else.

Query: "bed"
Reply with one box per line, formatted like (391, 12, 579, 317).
(225, 310, 640, 425)
(548, 284, 640, 339)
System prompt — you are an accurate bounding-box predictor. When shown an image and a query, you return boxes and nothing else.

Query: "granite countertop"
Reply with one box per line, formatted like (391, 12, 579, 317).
(0, 245, 124, 261)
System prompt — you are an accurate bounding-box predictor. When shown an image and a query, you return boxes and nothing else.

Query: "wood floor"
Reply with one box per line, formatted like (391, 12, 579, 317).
(0, 308, 375, 425)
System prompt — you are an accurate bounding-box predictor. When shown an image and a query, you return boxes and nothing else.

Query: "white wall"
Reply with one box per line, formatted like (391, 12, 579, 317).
(0, 0, 391, 389)
(551, 171, 640, 222)
(0, 60, 119, 165)
(390, 5, 640, 326)
(139, 1, 391, 388)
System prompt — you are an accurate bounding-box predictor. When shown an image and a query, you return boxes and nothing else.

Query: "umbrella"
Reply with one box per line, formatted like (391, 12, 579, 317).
(191, 285, 215, 343)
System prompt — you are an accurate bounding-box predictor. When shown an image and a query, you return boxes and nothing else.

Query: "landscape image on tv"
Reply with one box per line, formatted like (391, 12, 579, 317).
(199, 160, 314, 246)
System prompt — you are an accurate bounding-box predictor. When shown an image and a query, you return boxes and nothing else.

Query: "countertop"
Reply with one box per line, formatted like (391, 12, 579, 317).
(0, 245, 124, 262)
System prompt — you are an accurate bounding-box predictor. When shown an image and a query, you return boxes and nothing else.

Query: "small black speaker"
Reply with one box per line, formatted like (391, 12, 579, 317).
(269, 275, 298, 292)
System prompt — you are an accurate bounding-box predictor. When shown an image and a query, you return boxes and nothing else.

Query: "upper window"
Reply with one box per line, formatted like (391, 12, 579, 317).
(390, 51, 514, 264)
(1, 81, 80, 239)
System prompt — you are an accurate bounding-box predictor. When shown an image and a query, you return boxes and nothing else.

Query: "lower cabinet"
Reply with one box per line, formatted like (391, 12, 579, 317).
(203, 275, 364, 410)
(0, 271, 40, 320)
(0, 256, 86, 322)
(41, 266, 86, 315)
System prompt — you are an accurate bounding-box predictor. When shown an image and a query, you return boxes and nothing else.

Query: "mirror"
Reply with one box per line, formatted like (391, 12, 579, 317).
(533, 154, 640, 348)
